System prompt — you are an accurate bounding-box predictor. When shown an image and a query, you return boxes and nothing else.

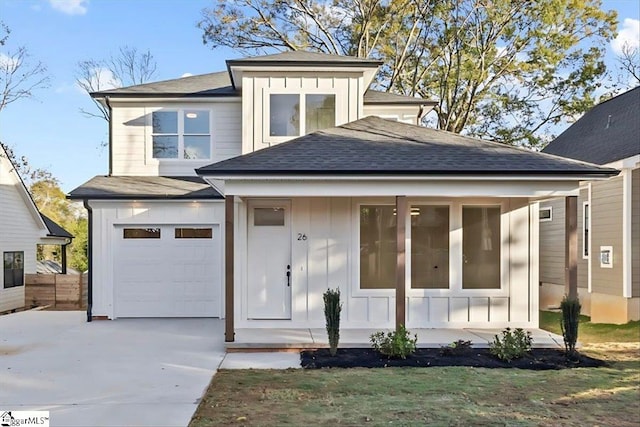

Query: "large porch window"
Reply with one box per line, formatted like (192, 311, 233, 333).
(360, 205, 396, 289)
(462, 206, 501, 289)
(411, 205, 449, 289)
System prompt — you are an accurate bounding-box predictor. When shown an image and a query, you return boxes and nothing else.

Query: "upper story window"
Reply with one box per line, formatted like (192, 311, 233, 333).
(152, 110, 211, 160)
(269, 94, 335, 137)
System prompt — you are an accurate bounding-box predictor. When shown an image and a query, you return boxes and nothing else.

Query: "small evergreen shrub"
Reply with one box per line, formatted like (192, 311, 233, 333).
(370, 325, 417, 359)
(323, 288, 342, 356)
(489, 328, 532, 362)
(560, 295, 581, 358)
(439, 339, 473, 356)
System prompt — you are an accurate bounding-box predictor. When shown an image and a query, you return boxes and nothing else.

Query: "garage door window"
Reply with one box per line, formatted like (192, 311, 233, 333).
(123, 228, 161, 239)
(175, 228, 213, 238)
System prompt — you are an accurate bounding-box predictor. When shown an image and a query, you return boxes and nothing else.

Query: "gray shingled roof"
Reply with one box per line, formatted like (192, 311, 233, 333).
(91, 69, 427, 105)
(196, 116, 618, 177)
(68, 176, 223, 200)
(542, 86, 640, 165)
(226, 51, 383, 66)
(91, 71, 236, 98)
(41, 214, 74, 239)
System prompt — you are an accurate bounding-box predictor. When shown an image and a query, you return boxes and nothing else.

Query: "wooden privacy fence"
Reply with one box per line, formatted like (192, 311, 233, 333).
(25, 273, 88, 310)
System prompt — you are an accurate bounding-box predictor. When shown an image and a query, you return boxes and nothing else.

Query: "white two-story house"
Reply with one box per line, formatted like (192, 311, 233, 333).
(69, 51, 617, 341)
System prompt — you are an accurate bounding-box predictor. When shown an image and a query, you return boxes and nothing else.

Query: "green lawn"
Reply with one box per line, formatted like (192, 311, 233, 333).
(191, 312, 640, 426)
(191, 344, 639, 426)
(540, 310, 640, 343)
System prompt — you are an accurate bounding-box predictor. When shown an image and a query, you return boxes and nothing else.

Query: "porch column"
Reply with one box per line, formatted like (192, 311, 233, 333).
(225, 195, 235, 342)
(395, 196, 407, 331)
(565, 196, 578, 299)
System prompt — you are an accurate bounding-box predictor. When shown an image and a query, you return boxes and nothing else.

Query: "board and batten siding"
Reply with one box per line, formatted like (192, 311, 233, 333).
(0, 160, 43, 312)
(539, 198, 566, 285)
(110, 101, 242, 176)
(591, 176, 624, 296)
(236, 196, 537, 329)
(632, 168, 639, 297)
(88, 200, 226, 319)
(241, 72, 364, 154)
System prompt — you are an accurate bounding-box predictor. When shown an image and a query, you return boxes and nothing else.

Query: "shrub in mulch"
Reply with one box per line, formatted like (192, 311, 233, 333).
(300, 348, 606, 370)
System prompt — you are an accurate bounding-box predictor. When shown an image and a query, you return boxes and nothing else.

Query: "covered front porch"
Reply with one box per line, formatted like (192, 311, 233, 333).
(226, 327, 564, 351)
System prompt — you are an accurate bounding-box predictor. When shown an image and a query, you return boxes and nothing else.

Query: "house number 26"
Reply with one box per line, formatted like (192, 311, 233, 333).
(297, 233, 307, 241)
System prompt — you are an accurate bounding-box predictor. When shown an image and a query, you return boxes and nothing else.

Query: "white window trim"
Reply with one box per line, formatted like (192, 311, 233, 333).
(351, 198, 509, 298)
(582, 201, 590, 260)
(264, 91, 337, 144)
(539, 206, 553, 222)
(147, 108, 213, 161)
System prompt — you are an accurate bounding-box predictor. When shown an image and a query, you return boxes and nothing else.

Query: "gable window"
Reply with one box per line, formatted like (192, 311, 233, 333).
(3, 251, 24, 288)
(411, 205, 450, 289)
(462, 206, 501, 289)
(269, 94, 335, 137)
(152, 110, 210, 159)
(583, 202, 590, 258)
(539, 207, 552, 222)
(360, 205, 396, 289)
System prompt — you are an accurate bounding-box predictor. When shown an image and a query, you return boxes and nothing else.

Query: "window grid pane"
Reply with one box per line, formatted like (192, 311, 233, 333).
(360, 205, 396, 289)
(183, 136, 210, 159)
(305, 94, 335, 134)
(254, 208, 285, 226)
(462, 207, 501, 289)
(269, 95, 300, 136)
(175, 228, 213, 239)
(152, 136, 179, 158)
(184, 110, 209, 134)
(411, 206, 449, 289)
(123, 228, 161, 239)
(152, 111, 178, 134)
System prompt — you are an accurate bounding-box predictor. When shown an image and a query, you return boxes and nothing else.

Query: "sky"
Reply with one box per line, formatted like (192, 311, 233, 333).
(0, 0, 638, 193)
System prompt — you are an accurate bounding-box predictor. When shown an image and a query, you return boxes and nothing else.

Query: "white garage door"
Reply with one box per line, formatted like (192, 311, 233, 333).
(114, 225, 221, 318)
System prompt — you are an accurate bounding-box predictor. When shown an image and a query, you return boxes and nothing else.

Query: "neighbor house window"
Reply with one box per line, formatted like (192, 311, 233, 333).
(3, 251, 24, 288)
(360, 205, 396, 289)
(539, 207, 552, 222)
(123, 228, 161, 239)
(269, 94, 335, 137)
(411, 206, 450, 289)
(462, 206, 501, 289)
(152, 110, 210, 159)
(583, 202, 590, 258)
(175, 228, 213, 239)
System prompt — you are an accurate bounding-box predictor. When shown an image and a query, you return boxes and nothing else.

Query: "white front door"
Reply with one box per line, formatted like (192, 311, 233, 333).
(247, 201, 292, 319)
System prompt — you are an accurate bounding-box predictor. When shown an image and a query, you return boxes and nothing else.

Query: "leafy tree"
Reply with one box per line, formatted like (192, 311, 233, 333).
(76, 46, 158, 121)
(199, 0, 617, 148)
(0, 22, 50, 112)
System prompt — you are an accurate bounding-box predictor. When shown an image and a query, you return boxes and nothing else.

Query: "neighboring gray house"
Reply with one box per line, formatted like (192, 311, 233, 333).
(540, 87, 639, 324)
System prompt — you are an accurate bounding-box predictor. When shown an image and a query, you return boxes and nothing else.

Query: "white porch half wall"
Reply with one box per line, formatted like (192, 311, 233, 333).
(88, 200, 225, 319)
(233, 196, 540, 330)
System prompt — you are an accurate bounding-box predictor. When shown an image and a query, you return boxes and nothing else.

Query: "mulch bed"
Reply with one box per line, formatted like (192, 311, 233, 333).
(300, 348, 606, 370)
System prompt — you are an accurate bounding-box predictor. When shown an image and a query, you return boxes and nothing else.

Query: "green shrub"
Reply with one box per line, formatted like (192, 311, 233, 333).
(323, 288, 342, 356)
(560, 295, 581, 358)
(489, 328, 532, 362)
(439, 339, 473, 356)
(370, 325, 417, 359)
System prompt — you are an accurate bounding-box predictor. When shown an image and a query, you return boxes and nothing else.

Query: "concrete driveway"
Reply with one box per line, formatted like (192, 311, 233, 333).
(0, 310, 225, 427)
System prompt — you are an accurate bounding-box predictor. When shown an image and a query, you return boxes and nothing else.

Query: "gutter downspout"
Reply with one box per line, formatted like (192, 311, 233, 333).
(105, 96, 113, 176)
(83, 200, 93, 322)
